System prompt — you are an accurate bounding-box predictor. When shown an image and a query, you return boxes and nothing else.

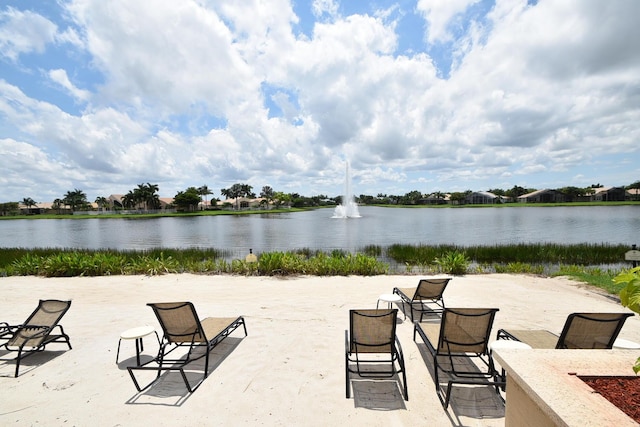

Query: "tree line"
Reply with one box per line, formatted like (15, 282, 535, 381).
(3, 180, 640, 216)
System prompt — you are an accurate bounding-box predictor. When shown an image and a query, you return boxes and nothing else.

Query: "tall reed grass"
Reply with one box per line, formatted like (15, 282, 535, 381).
(1, 248, 387, 277)
(2, 248, 227, 277)
(0, 244, 633, 296)
(386, 243, 628, 265)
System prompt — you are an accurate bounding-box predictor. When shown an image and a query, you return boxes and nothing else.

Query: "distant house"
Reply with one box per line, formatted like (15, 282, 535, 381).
(464, 191, 505, 205)
(158, 198, 174, 209)
(221, 197, 267, 210)
(590, 187, 626, 202)
(424, 193, 450, 205)
(518, 189, 565, 203)
(107, 194, 174, 211)
(627, 188, 640, 201)
(198, 199, 217, 210)
(108, 194, 124, 209)
(18, 202, 45, 214)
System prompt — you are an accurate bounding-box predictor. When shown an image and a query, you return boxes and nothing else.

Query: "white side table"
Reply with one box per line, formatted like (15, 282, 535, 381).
(116, 325, 160, 365)
(377, 293, 406, 320)
(613, 338, 640, 349)
(489, 339, 533, 352)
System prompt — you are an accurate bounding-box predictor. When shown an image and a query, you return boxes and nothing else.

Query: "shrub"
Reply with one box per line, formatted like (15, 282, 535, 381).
(493, 262, 545, 275)
(435, 251, 469, 275)
(614, 267, 640, 373)
(124, 253, 180, 275)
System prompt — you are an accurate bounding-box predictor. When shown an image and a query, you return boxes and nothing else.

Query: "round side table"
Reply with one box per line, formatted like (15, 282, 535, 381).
(489, 339, 533, 352)
(613, 338, 640, 349)
(377, 293, 406, 320)
(116, 325, 160, 365)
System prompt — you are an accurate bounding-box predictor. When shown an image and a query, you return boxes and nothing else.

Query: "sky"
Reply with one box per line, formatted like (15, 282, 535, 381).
(1, 0, 639, 203)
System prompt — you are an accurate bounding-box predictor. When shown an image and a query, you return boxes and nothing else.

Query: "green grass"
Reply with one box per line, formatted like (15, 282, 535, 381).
(552, 265, 624, 294)
(367, 201, 640, 208)
(0, 207, 310, 220)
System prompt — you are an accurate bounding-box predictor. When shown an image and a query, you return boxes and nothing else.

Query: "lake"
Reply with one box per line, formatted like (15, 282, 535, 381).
(0, 206, 638, 259)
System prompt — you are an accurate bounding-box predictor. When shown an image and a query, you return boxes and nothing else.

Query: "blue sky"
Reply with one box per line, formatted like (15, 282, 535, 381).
(1, 0, 639, 203)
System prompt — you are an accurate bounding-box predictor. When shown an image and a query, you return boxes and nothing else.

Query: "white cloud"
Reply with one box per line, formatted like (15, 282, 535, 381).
(0, 0, 639, 202)
(312, 0, 339, 19)
(48, 69, 91, 102)
(0, 8, 57, 60)
(416, 0, 480, 44)
(66, 0, 258, 120)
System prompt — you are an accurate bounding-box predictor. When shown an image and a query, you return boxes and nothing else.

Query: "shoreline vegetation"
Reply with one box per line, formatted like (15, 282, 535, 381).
(1, 243, 634, 297)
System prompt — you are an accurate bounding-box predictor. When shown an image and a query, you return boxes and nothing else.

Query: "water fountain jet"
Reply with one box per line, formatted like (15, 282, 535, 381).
(333, 162, 361, 218)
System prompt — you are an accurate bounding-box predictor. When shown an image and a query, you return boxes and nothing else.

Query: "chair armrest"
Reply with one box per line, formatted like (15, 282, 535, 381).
(393, 287, 408, 301)
(496, 329, 518, 340)
(413, 322, 438, 356)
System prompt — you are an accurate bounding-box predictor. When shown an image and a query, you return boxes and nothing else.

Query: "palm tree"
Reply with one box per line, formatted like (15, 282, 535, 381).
(143, 183, 160, 210)
(122, 191, 136, 209)
(21, 197, 37, 214)
(198, 185, 213, 210)
(130, 183, 160, 211)
(62, 189, 87, 212)
(260, 186, 274, 210)
(52, 198, 63, 214)
(133, 184, 147, 210)
(221, 183, 254, 210)
(95, 196, 109, 212)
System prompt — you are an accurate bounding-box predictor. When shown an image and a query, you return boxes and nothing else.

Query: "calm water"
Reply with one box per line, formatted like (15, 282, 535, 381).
(0, 206, 638, 258)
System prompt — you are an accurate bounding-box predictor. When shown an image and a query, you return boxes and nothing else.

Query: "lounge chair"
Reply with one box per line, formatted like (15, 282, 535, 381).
(496, 312, 634, 349)
(414, 307, 501, 408)
(0, 299, 72, 377)
(393, 277, 451, 322)
(128, 302, 247, 393)
(345, 309, 408, 400)
(0, 322, 12, 340)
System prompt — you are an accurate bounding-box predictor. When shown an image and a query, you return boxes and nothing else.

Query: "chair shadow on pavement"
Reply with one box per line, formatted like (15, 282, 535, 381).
(0, 349, 67, 378)
(414, 340, 505, 426)
(125, 337, 244, 407)
(351, 377, 407, 410)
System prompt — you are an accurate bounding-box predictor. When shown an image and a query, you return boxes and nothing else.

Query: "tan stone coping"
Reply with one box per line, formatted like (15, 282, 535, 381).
(493, 349, 639, 426)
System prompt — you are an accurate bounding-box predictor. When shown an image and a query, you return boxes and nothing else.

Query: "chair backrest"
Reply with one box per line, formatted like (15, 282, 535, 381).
(8, 299, 72, 347)
(437, 308, 499, 354)
(148, 302, 207, 343)
(557, 312, 634, 349)
(349, 309, 397, 354)
(413, 278, 451, 300)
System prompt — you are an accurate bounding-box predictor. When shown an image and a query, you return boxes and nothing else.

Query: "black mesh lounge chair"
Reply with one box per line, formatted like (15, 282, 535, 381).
(128, 302, 247, 393)
(1, 299, 72, 377)
(496, 312, 633, 349)
(414, 307, 501, 408)
(345, 309, 408, 401)
(393, 277, 451, 322)
(0, 322, 12, 340)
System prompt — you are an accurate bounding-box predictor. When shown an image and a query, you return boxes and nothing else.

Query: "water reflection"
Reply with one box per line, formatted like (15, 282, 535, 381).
(0, 206, 637, 259)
